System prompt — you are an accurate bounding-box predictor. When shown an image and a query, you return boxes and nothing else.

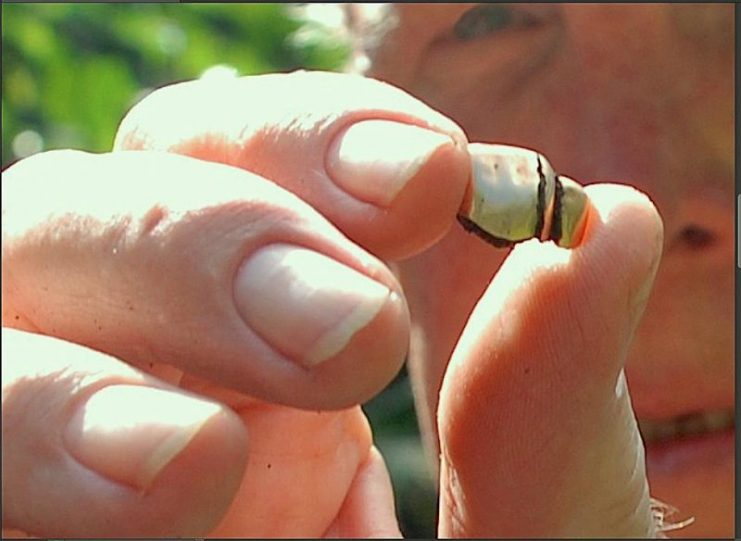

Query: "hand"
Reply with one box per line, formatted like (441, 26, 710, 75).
(115, 70, 668, 537)
(402, 182, 665, 537)
(2, 70, 665, 538)
(2, 71, 470, 537)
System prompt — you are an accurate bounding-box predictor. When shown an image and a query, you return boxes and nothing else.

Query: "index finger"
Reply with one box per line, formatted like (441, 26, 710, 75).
(114, 70, 472, 261)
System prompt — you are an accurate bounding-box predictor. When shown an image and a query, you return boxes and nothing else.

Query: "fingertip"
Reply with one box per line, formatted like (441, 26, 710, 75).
(579, 183, 664, 307)
(326, 120, 456, 208)
(324, 118, 471, 261)
(306, 285, 410, 408)
(323, 446, 402, 539)
(377, 135, 472, 260)
(63, 384, 248, 500)
(2, 329, 248, 537)
(231, 242, 410, 410)
(580, 183, 665, 337)
(147, 399, 248, 535)
(583, 183, 664, 250)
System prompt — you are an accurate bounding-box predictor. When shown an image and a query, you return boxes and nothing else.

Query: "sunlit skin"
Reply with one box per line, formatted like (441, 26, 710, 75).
(1, 3, 732, 539)
(366, 3, 733, 538)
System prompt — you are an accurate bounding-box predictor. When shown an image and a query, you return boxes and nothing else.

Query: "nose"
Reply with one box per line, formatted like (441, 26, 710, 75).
(659, 173, 734, 266)
(653, 102, 733, 265)
(638, 5, 734, 262)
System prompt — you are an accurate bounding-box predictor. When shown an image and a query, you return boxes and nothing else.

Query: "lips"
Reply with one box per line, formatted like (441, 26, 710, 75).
(637, 409, 734, 444)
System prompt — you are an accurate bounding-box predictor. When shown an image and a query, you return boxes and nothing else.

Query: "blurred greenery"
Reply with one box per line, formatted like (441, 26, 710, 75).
(2, 3, 350, 166)
(2, 3, 435, 537)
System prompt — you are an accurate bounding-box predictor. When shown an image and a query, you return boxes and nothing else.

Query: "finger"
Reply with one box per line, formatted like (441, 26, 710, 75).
(322, 447, 402, 539)
(114, 70, 471, 261)
(210, 405, 376, 537)
(437, 184, 664, 537)
(1, 328, 247, 538)
(2, 150, 409, 409)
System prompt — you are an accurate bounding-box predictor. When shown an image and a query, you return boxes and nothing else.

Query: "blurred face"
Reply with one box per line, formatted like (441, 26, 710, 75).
(366, 3, 734, 537)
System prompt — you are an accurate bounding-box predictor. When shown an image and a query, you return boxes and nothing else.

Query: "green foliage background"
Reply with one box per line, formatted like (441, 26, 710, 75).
(2, 3, 349, 165)
(2, 4, 435, 536)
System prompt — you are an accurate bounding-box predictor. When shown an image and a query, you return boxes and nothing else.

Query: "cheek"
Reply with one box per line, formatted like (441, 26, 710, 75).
(413, 57, 666, 188)
(640, 207, 734, 361)
(638, 264, 733, 360)
(625, 255, 734, 414)
(408, 30, 730, 194)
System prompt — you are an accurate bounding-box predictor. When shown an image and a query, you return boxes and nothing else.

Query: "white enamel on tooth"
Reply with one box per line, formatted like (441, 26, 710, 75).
(466, 144, 555, 244)
(461, 143, 591, 248)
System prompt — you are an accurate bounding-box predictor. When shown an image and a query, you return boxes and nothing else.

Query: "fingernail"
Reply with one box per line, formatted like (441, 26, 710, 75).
(234, 244, 392, 367)
(64, 385, 222, 491)
(327, 120, 453, 207)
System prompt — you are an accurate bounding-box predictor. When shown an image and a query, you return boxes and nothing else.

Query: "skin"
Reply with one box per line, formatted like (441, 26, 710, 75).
(1, 3, 732, 539)
(365, 3, 733, 538)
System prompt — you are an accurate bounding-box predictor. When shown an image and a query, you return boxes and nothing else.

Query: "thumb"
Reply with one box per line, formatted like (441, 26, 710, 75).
(437, 184, 664, 537)
(2, 150, 409, 410)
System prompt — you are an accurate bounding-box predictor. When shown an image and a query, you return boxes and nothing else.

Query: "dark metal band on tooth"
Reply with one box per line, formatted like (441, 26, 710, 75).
(456, 214, 515, 248)
(534, 154, 546, 239)
(549, 175, 564, 244)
